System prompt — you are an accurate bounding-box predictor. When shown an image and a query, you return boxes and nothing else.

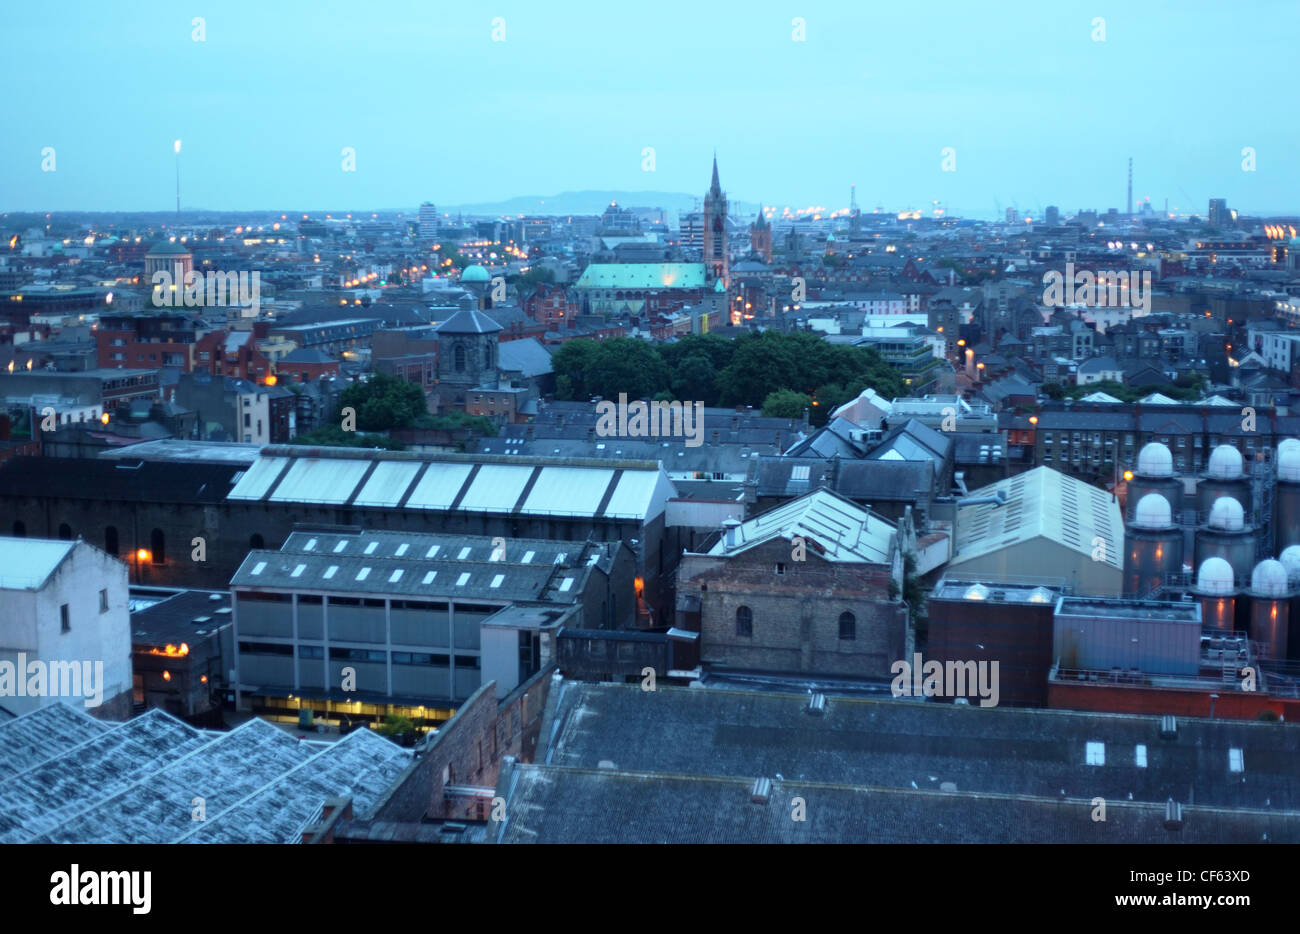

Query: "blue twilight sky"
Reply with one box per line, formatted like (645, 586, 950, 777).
(1, 0, 1296, 217)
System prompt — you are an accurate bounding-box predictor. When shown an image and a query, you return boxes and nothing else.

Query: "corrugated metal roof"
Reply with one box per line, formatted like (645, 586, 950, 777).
(268, 457, 372, 505)
(351, 461, 422, 508)
(0, 538, 76, 591)
(603, 469, 670, 520)
(521, 467, 614, 516)
(405, 462, 475, 510)
(227, 456, 291, 500)
(708, 489, 895, 564)
(574, 263, 706, 290)
(459, 464, 534, 512)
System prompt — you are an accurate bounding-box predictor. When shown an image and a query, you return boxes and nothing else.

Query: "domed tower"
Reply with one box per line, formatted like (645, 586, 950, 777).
(1127, 442, 1182, 522)
(434, 309, 502, 407)
(145, 238, 193, 299)
(1194, 496, 1255, 585)
(1249, 559, 1290, 660)
(702, 155, 729, 287)
(1197, 444, 1252, 518)
(459, 264, 494, 309)
(1123, 492, 1183, 597)
(1196, 556, 1237, 631)
(1274, 439, 1300, 556)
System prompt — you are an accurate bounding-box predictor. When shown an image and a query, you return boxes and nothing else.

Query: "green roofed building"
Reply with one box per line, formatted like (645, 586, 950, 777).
(572, 262, 707, 316)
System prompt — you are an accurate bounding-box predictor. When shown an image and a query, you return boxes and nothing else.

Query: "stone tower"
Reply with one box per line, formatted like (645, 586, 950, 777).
(702, 155, 729, 287)
(750, 205, 772, 263)
(434, 309, 502, 407)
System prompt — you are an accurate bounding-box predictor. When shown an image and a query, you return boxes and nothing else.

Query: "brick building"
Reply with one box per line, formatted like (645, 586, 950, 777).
(676, 488, 908, 679)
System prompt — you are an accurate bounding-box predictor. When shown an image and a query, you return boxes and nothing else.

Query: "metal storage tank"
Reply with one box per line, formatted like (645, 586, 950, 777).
(1126, 442, 1183, 522)
(1194, 496, 1255, 585)
(1123, 493, 1183, 597)
(1197, 444, 1252, 518)
(1281, 545, 1300, 660)
(1249, 559, 1290, 660)
(1196, 556, 1237, 631)
(1275, 441, 1300, 556)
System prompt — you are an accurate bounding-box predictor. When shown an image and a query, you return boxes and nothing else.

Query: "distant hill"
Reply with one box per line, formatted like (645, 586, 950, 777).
(443, 190, 764, 218)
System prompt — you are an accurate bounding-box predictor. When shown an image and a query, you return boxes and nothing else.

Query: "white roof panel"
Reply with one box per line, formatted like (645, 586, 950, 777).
(602, 469, 667, 520)
(0, 539, 75, 591)
(226, 456, 290, 501)
(267, 457, 371, 505)
(404, 462, 474, 510)
(521, 466, 614, 516)
(351, 461, 421, 508)
(459, 464, 534, 512)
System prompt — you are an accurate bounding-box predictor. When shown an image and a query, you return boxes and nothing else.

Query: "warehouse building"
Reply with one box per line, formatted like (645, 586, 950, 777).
(230, 528, 635, 731)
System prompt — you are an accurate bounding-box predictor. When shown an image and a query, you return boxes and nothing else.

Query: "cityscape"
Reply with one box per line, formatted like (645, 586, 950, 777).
(0, 1, 1296, 886)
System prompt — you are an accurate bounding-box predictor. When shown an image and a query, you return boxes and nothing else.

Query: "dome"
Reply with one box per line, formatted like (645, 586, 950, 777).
(1132, 493, 1173, 529)
(1207, 496, 1245, 531)
(1279, 444, 1300, 483)
(146, 239, 191, 256)
(1279, 545, 1300, 584)
(1136, 442, 1173, 478)
(460, 264, 491, 283)
(963, 583, 989, 600)
(1279, 438, 1300, 456)
(1196, 557, 1236, 594)
(1251, 559, 1289, 597)
(1205, 445, 1242, 480)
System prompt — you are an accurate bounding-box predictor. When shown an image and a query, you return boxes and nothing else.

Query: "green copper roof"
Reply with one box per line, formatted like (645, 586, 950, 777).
(574, 263, 706, 290)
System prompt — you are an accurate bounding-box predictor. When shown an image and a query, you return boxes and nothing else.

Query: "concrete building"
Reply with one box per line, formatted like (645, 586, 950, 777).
(0, 536, 133, 720)
(229, 529, 634, 732)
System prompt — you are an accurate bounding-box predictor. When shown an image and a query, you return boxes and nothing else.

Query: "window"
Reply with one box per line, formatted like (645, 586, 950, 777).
(839, 612, 856, 640)
(1229, 748, 1244, 773)
(60, 604, 70, 633)
(775, 563, 786, 575)
(1135, 744, 1147, 768)
(454, 344, 466, 371)
(99, 589, 108, 613)
(1085, 741, 1105, 766)
(58, 522, 72, 540)
(150, 529, 165, 564)
(735, 605, 753, 638)
(104, 525, 119, 556)
(250, 533, 264, 549)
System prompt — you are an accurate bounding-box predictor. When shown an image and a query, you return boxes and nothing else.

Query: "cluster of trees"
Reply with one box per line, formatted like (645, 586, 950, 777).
(289, 371, 496, 449)
(552, 332, 905, 427)
(1043, 374, 1208, 404)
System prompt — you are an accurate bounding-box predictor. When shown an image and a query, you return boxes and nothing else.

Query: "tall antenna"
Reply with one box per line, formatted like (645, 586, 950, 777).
(1127, 157, 1132, 217)
(174, 139, 182, 217)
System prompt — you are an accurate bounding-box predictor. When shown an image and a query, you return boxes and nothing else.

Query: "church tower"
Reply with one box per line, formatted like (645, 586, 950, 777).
(702, 155, 729, 286)
(750, 205, 772, 263)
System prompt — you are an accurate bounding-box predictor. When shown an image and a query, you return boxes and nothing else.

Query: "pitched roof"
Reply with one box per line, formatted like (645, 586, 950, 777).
(574, 263, 706, 290)
(434, 309, 503, 334)
(0, 538, 76, 591)
(706, 488, 896, 563)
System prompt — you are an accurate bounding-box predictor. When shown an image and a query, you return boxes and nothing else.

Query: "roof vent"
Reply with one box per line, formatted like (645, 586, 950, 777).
(1159, 715, 1178, 740)
(440, 822, 467, 835)
(597, 760, 617, 770)
(939, 781, 958, 793)
(750, 777, 772, 804)
(208, 593, 223, 602)
(1163, 799, 1183, 831)
(192, 616, 211, 624)
(806, 693, 826, 716)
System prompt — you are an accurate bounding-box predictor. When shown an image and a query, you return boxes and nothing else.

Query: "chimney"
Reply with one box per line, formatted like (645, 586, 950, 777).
(722, 519, 741, 550)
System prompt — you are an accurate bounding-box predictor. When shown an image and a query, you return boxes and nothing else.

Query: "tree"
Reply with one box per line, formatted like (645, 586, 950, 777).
(338, 371, 427, 431)
(669, 353, 717, 404)
(583, 338, 670, 401)
(762, 389, 814, 419)
(551, 339, 603, 400)
(288, 425, 406, 450)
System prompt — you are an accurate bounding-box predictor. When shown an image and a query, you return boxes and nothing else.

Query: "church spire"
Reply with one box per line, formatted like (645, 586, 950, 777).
(709, 153, 722, 198)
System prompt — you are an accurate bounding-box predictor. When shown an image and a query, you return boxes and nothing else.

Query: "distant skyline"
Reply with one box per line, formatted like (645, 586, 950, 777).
(2, 0, 1297, 217)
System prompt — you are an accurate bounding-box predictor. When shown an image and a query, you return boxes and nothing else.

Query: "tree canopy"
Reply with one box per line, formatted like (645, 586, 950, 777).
(338, 371, 428, 431)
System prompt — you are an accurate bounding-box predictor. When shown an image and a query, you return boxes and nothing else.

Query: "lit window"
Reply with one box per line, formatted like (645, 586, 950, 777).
(1135, 744, 1147, 768)
(1085, 741, 1105, 766)
(1229, 748, 1244, 773)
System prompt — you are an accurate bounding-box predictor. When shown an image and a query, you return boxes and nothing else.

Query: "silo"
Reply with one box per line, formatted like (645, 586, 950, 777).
(1194, 496, 1255, 586)
(1123, 493, 1183, 597)
(1197, 444, 1252, 518)
(1195, 556, 1237, 631)
(1275, 441, 1300, 556)
(1249, 559, 1290, 660)
(1126, 443, 1183, 522)
(1280, 545, 1300, 660)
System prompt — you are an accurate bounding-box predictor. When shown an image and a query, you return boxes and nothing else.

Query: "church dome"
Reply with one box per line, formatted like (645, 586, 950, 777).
(461, 264, 491, 283)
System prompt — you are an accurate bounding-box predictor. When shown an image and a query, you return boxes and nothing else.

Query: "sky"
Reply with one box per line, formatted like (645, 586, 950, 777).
(2, 0, 1297, 218)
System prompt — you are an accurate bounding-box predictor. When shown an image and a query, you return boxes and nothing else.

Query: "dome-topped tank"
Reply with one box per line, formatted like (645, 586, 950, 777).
(1196, 557, 1235, 595)
(1206, 444, 1243, 479)
(460, 264, 491, 283)
(1252, 559, 1289, 597)
(1276, 440, 1300, 555)
(1280, 545, 1300, 585)
(1132, 493, 1173, 529)
(1279, 445, 1300, 483)
(1208, 496, 1245, 531)
(1136, 442, 1174, 477)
